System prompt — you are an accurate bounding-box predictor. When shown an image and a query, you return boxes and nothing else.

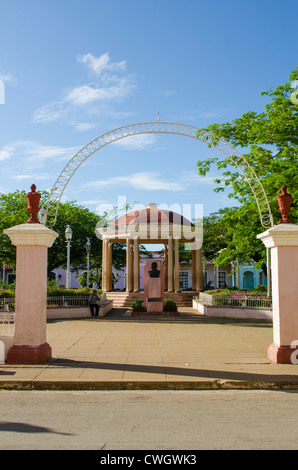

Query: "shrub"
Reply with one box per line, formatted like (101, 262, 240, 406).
(163, 299, 177, 312)
(0, 288, 14, 298)
(130, 299, 147, 312)
(47, 287, 98, 297)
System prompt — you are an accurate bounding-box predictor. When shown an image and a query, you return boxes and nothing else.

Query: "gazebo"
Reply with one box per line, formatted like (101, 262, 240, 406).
(96, 203, 203, 293)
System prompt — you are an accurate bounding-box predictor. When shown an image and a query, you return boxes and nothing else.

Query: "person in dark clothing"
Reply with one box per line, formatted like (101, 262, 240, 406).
(88, 290, 101, 316)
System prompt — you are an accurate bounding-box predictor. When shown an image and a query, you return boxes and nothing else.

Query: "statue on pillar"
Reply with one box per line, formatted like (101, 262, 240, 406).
(277, 185, 292, 224)
(26, 184, 41, 224)
(149, 261, 160, 278)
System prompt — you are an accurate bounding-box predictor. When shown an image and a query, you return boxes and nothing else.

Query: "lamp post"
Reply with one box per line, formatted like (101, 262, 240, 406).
(86, 238, 91, 288)
(38, 207, 47, 225)
(65, 225, 72, 288)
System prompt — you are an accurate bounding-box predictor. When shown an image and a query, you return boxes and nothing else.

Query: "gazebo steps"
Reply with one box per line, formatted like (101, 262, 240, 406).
(105, 291, 195, 307)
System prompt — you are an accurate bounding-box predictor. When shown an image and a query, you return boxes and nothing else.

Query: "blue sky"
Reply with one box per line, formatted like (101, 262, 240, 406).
(0, 0, 297, 222)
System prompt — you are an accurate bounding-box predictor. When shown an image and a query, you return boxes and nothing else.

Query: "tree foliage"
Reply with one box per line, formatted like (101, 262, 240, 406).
(196, 68, 298, 273)
(0, 190, 128, 278)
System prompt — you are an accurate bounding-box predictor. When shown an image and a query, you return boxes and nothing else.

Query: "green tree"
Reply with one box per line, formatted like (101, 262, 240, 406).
(0, 190, 128, 279)
(196, 68, 298, 273)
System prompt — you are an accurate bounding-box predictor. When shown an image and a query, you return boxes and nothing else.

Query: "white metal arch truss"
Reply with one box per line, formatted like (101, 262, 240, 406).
(45, 122, 273, 228)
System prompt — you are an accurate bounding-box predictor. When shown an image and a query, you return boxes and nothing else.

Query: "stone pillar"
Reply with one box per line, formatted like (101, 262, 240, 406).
(174, 238, 180, 292)
(197, 248, 203, 291)
(133, 237, 140, 292)
(107, 241, 113, 291)
(3, 224, 58, 363)
(168, 236, 173, 292)
(129, 238, 134, 291)
(126, 237, 133, 292)
(192, 247, 197, 291)
(102, 239, 107, 292)
(257, 224, 298, 363)
(164, 244, 168, 291)
(214, 264, 218, 289)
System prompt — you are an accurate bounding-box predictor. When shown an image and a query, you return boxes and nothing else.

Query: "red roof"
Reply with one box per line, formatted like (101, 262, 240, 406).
(110, 205, 194, 227)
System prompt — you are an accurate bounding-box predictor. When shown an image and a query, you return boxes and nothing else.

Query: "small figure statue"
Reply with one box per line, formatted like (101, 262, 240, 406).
(26, 184, 41, 224)
(277, 185, 292, 224)
(149, 261, 160, 278)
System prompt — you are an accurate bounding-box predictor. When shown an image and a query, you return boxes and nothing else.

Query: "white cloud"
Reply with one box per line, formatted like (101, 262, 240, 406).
(0, 72, 15, 83)
(77, 52, 126, 78)
(112, 134, 157, 150)
(65, 80, 132, 106)
(0, 144, 15, 161)
(180, 171, 219, 185)
(88, 172, 184, 192)
(12, 173, 50, 181)
(0, 140, 80, 168)
(24, 142, 80, 164)
(74, 122, 98, 132)
(33, 52, 135, 124)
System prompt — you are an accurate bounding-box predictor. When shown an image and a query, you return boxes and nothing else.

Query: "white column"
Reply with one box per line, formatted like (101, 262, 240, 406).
(197, 248, 203, 291)
(266, 247, 271, 297)
(133, 237, 140, 292)
(192, 247, 197, 291)
(102, 239, 106, 292)
(168, 237, 173, 292)
(107, 241, 113, 291)
(174, 238, 180, 292)
(126, 237, 133, 292)
(164, 244, 168, 291)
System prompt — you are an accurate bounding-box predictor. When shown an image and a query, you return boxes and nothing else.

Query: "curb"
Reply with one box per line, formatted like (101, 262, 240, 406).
(1, 380, 298, 391)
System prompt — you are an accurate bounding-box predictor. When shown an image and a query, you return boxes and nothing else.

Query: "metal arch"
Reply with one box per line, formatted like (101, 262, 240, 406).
(45, 122, 274, 229)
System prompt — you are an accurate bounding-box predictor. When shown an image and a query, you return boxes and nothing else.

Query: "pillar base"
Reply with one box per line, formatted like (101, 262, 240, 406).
(7, 342, 52, 364)
(267, 342, 298, 364)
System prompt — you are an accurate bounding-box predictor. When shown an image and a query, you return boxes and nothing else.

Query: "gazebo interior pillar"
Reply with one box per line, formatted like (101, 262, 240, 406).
(192, 245, 203, 292)
(126, 237, 133, 292)
(174, 238, 180, 292)
(133, 237, 140, 292)
(107, 241, 113, 291)
(164, 243, 168, 291)
(192, 247, 197, 291)
(168, 236, 174, 292)
(197, 247, 203, 291)
(102, 239, 107, 292)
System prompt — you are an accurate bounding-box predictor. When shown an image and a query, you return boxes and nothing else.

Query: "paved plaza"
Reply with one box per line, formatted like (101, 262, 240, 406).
(0, 307, 298, 390)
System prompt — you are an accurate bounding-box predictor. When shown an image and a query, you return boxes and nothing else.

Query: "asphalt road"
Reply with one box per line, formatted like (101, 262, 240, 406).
(1, 389, 298, 451)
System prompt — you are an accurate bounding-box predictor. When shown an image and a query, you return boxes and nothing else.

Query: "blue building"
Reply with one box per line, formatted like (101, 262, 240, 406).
(237, 264, 267, 289)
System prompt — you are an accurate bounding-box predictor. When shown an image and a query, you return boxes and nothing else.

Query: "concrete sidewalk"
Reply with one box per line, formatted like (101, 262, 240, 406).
(1, 307, 298, 390)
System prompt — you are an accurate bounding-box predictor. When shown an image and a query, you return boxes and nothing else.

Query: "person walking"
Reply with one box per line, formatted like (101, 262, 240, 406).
(88, 289, 101, 317)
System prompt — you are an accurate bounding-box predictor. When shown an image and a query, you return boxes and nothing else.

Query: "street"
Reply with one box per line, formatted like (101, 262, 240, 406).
(1, 389, 298, 451)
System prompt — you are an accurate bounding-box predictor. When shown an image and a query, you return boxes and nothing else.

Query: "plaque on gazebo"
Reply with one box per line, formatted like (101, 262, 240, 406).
(144, 260, 164, 313)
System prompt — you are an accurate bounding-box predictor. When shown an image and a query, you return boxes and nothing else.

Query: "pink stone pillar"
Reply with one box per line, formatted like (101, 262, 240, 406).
(257, 224, 298, 363)
(3, 224, 58, 363)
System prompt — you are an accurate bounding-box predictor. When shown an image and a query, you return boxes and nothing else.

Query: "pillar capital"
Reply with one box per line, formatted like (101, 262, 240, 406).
(257, 224, 298, 248)
(4, 223, 58, 248)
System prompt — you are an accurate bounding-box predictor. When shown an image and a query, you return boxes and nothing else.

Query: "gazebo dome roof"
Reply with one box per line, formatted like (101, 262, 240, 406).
(110, 203, 194, 227)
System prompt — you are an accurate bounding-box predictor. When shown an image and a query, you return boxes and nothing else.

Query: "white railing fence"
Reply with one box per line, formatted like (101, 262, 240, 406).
(195, 294, 272, 309)
(46, 296, 90, 308)
(0, 312, 15, 336)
